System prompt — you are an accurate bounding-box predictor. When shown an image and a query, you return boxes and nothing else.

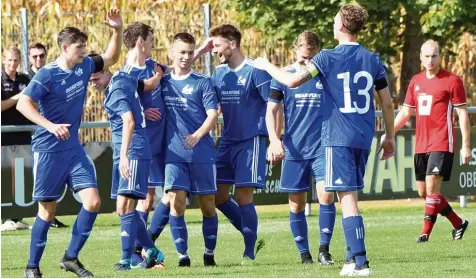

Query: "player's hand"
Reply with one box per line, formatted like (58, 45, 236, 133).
(254, 57, 270, 71)
(119, 155, 130, 180)
(183, 132, 202, 150)
(268, 139, 285, 167)
(199, 37, 214, 53)
(47, 123, 71, 140)
(144, 108, 161, 121)
(460, 146, 471, 165)
(143, 65, 163, 92)
(378, 134, 396, 160)
(103, 8, 123, 30)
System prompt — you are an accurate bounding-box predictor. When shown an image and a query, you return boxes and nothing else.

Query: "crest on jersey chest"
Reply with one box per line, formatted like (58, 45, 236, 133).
(182, 84, 194, 95)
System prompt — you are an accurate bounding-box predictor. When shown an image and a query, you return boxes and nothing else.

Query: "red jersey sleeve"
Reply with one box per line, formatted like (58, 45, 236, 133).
(449, 75, 466, 106)
(403, 76, 416, 107)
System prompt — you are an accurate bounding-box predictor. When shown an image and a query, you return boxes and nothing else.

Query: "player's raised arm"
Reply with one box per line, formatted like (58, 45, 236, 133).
(254, 57, 318, 88)
(101, 8, 123, 69)
(192, 37, 214, 64)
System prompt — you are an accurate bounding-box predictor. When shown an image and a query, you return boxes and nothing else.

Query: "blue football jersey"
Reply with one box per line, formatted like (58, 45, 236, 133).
(105, 70, 151, 164)
(23, 57, 100, 152)
(270, 63, 324, 160)
(124, 59, 166, 155)
(161, 70, 218, 163)
(211, 57, 272, 141)
(310, 43, 386, 150)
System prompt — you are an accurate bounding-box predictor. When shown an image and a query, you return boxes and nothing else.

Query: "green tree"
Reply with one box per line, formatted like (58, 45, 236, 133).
(224, 0, 476, 101)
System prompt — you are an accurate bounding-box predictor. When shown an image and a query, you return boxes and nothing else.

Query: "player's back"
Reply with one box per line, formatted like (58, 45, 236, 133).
(104, 71, 151, 163)
(161, 70, 217, 163)
(270, 63, 324, 160)
(24, 57, 97, 152)
(211, 58, 271, 142)
(124, 59, 166, 155)
(311, 43, 386, 150)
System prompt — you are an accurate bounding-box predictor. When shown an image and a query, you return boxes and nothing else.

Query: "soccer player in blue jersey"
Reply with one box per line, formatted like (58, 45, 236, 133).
(209, 24, 270, 265)
(16, 9, 123, 278)
(104, 22, 166, 271)
(159, 32, 219, 267)
(254, 5, 395, 276)
(266, 31, 336, 265)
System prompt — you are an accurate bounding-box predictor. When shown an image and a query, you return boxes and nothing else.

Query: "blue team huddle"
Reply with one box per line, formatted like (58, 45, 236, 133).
(17, 5, 399, 278)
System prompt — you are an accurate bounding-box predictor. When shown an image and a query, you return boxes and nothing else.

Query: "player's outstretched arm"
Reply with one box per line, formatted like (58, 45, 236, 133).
(254, 57, 316, 88)
(119, 111, 135, 179)
(101, 8, 123, 69)
(266, 101, 285, 166)
(455, 105, 471, 164)
(192, 38, 214, 64)
(16, 94, 70, 140)
(142, 63, 164, 92)
(376, 87, 396, 160)
(183, 109, 218, 150)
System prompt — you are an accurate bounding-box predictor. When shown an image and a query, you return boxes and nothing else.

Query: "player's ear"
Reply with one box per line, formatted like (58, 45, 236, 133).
(230, 40, 237, 50)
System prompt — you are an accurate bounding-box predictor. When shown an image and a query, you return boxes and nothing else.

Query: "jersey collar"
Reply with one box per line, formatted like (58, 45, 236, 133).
(171, 69, 193, 80)
(338, 42, 360, 46)
(228, 57, 248, 72)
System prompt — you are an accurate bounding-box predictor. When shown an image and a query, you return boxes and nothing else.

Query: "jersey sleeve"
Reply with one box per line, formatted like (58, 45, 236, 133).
(210, 70, 222, 103)
(310, 51, 329, 77)
(23, 67, 51, 102)
(269, 78, 284, 104)
(201, 78, 219, 111)
(107, 87, 132, 116)
(403, 76, 416, 108)
(449, 75, 466, 106)
(252, 67, 272, 101)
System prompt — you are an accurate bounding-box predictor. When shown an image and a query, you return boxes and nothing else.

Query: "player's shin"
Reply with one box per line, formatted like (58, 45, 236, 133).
(149, 200, 170, 240)
(66, 207, 98, 258)
(119, 211, 137, 262)
(27, 216, 53, 268)
(290, 210, 309, 254)
(319, 202, 336, 251)
(342, 215, 368, 268)
(240, 202, 258, 259)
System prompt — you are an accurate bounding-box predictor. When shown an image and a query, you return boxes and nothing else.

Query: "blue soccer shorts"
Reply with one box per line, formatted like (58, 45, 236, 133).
(324, 146, 369, 192)
(216, 136, 266, 189)
(111, 159, 150, 200)
(164, 162, 217, 195)
(32, 147, 97, 201)
(148, 153, 165, 188)
(280, 146, 325, 193)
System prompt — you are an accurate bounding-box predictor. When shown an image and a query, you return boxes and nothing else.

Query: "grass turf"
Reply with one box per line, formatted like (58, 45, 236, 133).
(2, 200, 475, 277)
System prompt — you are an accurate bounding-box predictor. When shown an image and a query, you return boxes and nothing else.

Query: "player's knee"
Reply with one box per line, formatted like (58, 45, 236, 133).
(318, 192, 334, 204)
(235, 187, 254, 205)
(289, 202, 305, 213)
(200, 204, 216, 218)
(170, 197, 186, 216)
(214, 192, 229, 206)
(84, 197, 101, 212)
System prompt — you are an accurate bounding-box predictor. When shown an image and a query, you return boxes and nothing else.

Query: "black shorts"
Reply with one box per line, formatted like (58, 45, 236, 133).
(414, 152, 454, 182)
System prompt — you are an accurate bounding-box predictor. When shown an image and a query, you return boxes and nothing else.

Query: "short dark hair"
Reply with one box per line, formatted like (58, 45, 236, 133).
(339, 5, 368, 35)
(293, 31, 321, 50)
(209, 24, 241, 47)
(173, 32, 196, 44)
(57, 27, 88, 47)
(123, 22, 153, 50)
(29, 43, 47, 54)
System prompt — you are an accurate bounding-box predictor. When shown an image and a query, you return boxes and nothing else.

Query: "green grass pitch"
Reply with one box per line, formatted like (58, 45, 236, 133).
(2, 201, 475, 277)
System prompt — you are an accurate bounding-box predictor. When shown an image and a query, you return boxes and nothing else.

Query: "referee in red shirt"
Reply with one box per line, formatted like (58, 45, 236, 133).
(387, 39, 470, 242)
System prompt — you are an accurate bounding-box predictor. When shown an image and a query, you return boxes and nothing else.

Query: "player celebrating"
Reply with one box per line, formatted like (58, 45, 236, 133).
(17, 9, 123, 278)
(388, 39, 470, 243)
(266, 31, 336, 265)
(160, 32, 219, 267)
(210, 24, 270, 264)
(254, 5, 395, 276)
(105, 22, 165, 271)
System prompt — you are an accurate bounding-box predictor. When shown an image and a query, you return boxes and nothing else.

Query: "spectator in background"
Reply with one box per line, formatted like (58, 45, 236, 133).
(1, 45, 69, 230)
(1, 46, 32, 231)
(27, 43, 47, 79)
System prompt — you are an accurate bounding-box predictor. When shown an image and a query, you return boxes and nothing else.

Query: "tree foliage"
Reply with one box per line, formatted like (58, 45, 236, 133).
(224, 0, 475, 60)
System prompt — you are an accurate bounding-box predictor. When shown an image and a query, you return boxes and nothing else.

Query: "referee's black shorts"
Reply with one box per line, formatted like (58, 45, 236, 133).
(414, 152, 454, 182)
